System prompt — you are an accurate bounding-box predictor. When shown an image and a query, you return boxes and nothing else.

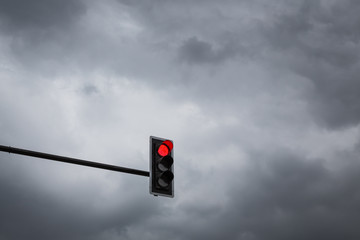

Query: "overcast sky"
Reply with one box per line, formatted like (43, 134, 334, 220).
(1, 0, 360, 239)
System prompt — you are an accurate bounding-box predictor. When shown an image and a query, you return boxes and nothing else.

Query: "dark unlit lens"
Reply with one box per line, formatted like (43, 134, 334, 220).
(158, 171, 174, 188)
(158, 155, 173, 171)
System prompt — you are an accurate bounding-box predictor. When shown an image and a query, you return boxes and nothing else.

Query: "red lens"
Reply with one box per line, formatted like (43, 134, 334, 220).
(158, 144, 169, 157)
(163, 140, 173, 151)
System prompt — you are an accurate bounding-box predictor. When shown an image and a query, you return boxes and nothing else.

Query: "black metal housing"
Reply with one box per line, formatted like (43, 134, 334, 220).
(149, 136, 174, 197)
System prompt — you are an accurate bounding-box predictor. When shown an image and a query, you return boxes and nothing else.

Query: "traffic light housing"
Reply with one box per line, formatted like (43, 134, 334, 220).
(149, 136, 174, 197)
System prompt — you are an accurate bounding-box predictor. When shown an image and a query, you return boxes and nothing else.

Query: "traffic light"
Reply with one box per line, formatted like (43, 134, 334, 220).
(149, 136, 174, 197)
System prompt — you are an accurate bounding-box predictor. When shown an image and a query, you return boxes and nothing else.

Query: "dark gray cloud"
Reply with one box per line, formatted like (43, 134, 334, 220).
(1, 0, 360, 239)
(87, 145, 360, 240)
(0, 0, 87, 77)
(178, 36, 237, 64)
(81, 84, 99, 95)
(163, 148, 360, 240)
(261, 0, 360, 129)
(223, 150, 360, 240)
(2, 146, 360, 240)
(109, 0, 360, 131)
(0, 153, 160, 240)
(0, 0, 85, 32)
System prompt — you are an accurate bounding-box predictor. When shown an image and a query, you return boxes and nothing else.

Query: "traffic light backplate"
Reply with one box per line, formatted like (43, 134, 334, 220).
(149, 136, 174, 198)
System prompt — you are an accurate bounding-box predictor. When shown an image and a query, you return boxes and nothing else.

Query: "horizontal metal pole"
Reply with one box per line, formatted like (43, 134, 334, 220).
(0, 145, 149, 177)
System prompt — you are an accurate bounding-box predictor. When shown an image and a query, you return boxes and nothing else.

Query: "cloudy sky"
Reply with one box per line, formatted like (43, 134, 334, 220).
(1, 0, 360, 239)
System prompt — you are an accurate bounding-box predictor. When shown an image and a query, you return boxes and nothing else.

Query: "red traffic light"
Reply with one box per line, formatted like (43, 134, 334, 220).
(163, 140, 173, 151)
(157, 140, 174, 157)
(158, 144, 169, 157)
(150, 136, 174, 198)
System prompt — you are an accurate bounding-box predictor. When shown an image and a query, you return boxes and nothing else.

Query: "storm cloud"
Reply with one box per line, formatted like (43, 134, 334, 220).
(261, 0, 360, 128)
(1, 0, 360, 239)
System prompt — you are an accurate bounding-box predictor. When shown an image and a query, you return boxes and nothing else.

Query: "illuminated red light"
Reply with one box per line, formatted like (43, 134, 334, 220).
(158, 144, 169, 157)
(157, 140, 173, 157)
(163, 140, 173, 151)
